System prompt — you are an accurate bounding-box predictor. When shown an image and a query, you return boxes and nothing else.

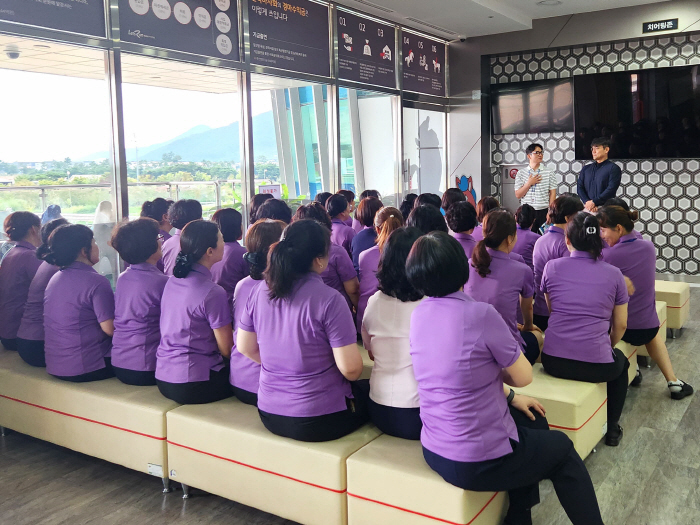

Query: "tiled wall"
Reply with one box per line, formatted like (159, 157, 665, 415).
(488, 31, 700, 274)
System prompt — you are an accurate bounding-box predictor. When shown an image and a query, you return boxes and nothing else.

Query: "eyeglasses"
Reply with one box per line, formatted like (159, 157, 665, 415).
(532, 151, 544, 156)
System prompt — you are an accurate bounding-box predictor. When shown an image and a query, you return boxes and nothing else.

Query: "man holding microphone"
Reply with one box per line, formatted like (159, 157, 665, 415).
(514, 143, 557, 232)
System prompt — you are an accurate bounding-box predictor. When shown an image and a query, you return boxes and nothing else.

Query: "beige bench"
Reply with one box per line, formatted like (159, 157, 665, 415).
(0, 348, 178, 491)
(616, 341, 639, 385)
(166, 398, 381, 525)
(637, 301, 667, 361)
(347, 434, 507, 525)
(655, 281, 690, 338)
(514, 364, 607, 460)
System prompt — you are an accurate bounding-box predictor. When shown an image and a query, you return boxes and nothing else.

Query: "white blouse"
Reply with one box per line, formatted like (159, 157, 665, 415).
(361, 291, 423, 409)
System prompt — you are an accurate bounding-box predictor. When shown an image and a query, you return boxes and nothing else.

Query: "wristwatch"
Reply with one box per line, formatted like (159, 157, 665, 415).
(507, 388, 515, 405)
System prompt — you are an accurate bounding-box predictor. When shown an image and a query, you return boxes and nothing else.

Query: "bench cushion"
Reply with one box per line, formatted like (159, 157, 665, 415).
(347, 435, 506, 525)
(0, 349, 177, 477)
(166, 398, 381, 525)
(655, 281, 690, 329)
(514, 364, 606, 459)
(616, 341, 639, 385)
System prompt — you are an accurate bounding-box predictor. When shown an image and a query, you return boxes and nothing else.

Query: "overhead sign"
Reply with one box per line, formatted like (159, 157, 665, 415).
(248, 0, 330, 77)
(402, 32, 445, 97)
(336, 10, 395, 89)
(642, 18, 678, 33)
(119, 0, 240, 60)
(0, 0, 106, 37)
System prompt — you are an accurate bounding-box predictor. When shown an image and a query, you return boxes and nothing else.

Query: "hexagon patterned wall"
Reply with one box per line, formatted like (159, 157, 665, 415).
(489, 31, 700, 274)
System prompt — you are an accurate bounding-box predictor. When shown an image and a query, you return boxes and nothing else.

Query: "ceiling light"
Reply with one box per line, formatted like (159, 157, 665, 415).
(537, 0, 562, 5)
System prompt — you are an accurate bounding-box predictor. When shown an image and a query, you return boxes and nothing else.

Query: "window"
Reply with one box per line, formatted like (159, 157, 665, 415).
(403, 107, 446, 198)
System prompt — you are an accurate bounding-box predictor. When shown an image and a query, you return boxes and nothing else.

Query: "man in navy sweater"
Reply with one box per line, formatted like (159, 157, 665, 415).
(577, 137, 622, 212)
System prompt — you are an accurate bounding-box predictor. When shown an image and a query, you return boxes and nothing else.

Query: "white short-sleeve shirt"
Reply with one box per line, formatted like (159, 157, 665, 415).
(514, 163, 557, 210)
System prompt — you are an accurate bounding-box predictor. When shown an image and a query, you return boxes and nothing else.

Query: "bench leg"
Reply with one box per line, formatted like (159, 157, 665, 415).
(162, 478, 172, 494)
(638, 356, 651, 369)
(671, 328, 681, 339)
(181, 483, 190, 499)
(0, 426, 7, 437)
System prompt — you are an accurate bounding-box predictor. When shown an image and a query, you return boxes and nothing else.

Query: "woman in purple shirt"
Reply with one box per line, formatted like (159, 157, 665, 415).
(466, 209, 542, 364)
(351, 197, 383, 273)
(532, 195, 583, 331)
(0, 212, 43, 351)
(472, 196, 499, 242)
(156, 220, 233, 404)
(406, 204, 448, 235)
(357, 207, 404, 333)
(445, 201, 478, 259)
(16, 218, 68, 366)
(230, 219, 285, 406)
(337, 189, 356, 228)
(249, 193, 274, 225)
(599, 205, 693, 400)
(140, 197, 174, 241)
(211, 208, 248, 304)
(237, 220, 367, 442)
(512, 204, 540, 271)
(43, 224, 115, 382)
(293, 203, 359, 310)
(327, 194, 356, 258)
(541, 213, 630, 446)
(110, 219, 169, 386)
(353, 189, 381, 232)
(161, 199, 202, 276)
(406, 232, 603, 525)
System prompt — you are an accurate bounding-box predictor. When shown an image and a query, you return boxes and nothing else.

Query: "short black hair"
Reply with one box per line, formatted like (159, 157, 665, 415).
(414, 193, 442, 210)
(314, 192, 333, 207)
(406, 204, 448, 234)
(326, 194, 349, 219)
(591, 137, 611, 149)
(250, 193, 274, 223)
(399, 193, 418, 221)
(359, 189, 381, 200)
(111, 218, 160, 265)
(140, 197, 173, 222)
(445, 201, 477, 233)
(515, 203, 537, 229)
(406, 231, 469, 298)
(255, 198, 292, 224)
(292, 202, 332, 230)
(376, 227, 423, 303)
(603, 197, 630, 210)
(549, 195, 584, 224)
(525, 143, 543, 156)
(168, 199, 203, 230)
(211, 208, 243, 243)
(441, 188, 466, 211)
(356, 197, 383, 227)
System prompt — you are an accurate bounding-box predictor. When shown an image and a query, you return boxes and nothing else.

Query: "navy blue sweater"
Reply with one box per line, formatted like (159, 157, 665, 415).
(577, 160, 622, 206)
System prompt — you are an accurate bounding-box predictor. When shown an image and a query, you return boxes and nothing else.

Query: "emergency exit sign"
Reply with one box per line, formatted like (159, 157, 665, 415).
(642, 18, 678, 33)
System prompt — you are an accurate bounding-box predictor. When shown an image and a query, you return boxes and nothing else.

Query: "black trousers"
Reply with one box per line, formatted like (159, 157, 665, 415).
(232, 386, 258, 407)
(368, 398, 422, 440)
(424, 425, 603, 525)
(0, 337, 17, 351)
(114, 366, 156, 386)
(53, 357, 115, 383)
(259, 380, 370, 442)
(542, 348, 629, 426)
(521, 331, 540, 365)
(532, 314, 549, 332)
(157, 366, 233, 405)
(532, 208, 549, 233)
(17, 338, 46, 367)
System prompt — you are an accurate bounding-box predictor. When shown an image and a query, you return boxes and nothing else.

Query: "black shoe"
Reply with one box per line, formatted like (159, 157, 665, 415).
(605, 424, 623, 447)
(669, 381, 694, 400)
(630, 369, 642, 387)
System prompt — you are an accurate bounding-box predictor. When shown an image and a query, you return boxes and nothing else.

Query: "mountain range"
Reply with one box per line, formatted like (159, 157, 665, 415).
(80, 111, 279, 163)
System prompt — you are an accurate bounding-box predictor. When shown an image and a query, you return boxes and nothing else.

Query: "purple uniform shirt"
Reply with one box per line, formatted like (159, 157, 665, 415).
(230, 276, 262, 393)
(352, 217, 363, 234)
(472, 224, 484, 242)
(357, 245, 381, 333)
(211, 241, 248, 304)
(466, 249, 534, 346)
(160, 229, 181, 276)
(321, 244, 357, 307)
(156, 229, 172, 273)
(410, 292, 521, 463)
(453, 232, 477, 260)
(532, 226, 569, 316)
(156, 264, 232, 383)
(331, 218, 356, 258)
(513, 225, 540, 271)
(0, 241, 43, 340)
(240, 272, 357, 418)
(541, 252, 629, 364)
(112, 263, 169, 372)
(44, 262, 115, 377)
(602, 233, 658, 330)
(17, 261, 60, 342)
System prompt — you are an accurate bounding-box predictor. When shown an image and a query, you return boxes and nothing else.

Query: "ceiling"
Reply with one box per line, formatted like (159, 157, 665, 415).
(336, 0, 671, 39)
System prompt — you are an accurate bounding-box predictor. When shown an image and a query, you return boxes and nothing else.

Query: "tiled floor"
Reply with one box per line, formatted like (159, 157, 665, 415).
(1, 290, 698, 524)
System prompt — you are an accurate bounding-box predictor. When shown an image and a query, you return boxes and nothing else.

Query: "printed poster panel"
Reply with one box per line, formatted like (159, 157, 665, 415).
(0, 0, 106, 37)
(119, 0, 240, 60)
(248, 0, 330, 77)
(336, 9, 395, 89)
(402, 31, 445, 97)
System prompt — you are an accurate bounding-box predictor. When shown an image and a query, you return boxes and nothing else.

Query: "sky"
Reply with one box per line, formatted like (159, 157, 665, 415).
(0, 68, 273, 163)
